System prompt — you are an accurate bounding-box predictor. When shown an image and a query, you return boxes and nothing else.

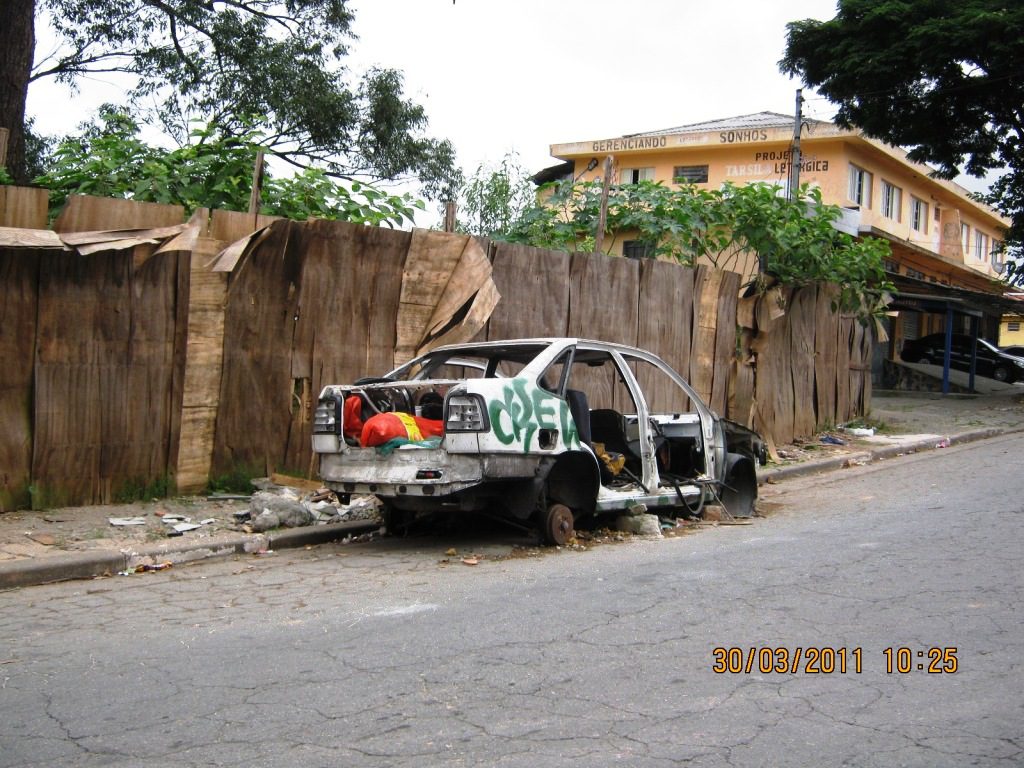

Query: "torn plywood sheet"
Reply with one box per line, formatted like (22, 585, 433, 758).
(0, 227, 65, 249)
(207, 224, 277, 272)
(155, 209, 207, 255)
(394, 230, 500, 366)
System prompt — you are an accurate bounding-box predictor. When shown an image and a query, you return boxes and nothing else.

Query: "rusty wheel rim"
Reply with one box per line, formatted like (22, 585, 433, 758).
(546, 503, 574, 546)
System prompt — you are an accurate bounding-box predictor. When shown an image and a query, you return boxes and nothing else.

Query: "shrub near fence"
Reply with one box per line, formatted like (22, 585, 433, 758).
(0, 191, 874, 510)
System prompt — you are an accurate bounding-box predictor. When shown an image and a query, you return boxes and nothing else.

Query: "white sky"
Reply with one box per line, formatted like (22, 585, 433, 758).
(32, 0, 990, 226)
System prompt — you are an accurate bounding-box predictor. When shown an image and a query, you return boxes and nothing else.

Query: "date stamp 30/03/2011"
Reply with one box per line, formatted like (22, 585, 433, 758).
(711, 647, 959, 675)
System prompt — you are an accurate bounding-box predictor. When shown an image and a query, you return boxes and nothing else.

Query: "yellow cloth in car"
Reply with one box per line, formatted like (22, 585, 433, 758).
(592, 441, 625, 476)
(393, 411, 423, 442)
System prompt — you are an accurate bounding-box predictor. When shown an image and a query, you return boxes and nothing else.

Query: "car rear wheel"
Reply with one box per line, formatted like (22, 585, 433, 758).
(992, 365, 1010, 382)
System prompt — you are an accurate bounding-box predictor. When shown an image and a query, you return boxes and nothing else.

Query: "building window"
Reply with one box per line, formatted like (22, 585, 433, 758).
(848, 164, 872, 207)
(974, 231, 989, 262)
(622, 240, 655, 259)
(910, 196, 928, 233)
(620, 167, 654, 184)
(961, 223, 970, 257)
(1008, 321, 1021, 332)
(991, 240, 1003, 268)
(673, 165, 709, 184)
(906, 267, 926, 280)
(880, 180, 902, 221)
(883, 259, 900, 273)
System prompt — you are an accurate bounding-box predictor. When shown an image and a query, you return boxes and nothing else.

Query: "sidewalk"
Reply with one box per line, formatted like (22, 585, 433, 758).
(2, 386, 1022, 590)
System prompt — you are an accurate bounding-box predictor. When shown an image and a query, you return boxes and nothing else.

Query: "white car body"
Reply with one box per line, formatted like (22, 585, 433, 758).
(313, 338, 766, 543)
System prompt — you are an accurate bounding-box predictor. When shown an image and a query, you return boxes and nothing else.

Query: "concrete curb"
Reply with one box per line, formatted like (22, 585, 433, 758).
(759, 426, 1022, 485)
(0, 519, 381, 591)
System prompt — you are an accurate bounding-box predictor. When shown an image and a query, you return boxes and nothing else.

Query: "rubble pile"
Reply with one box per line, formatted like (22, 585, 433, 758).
(243, 479, 381, 533)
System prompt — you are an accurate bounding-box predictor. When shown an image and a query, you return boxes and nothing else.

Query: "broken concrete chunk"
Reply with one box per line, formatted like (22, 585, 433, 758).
(615, 513, 663, 537)
(109, 517, 148, 526)
(249, 491, 314, 528)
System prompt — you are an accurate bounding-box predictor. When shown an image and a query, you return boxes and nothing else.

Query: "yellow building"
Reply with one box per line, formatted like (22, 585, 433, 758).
(542, 111, 1016, 353)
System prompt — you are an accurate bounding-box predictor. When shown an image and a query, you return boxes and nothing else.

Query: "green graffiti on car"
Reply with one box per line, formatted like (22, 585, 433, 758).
(489, 380, 580, 452)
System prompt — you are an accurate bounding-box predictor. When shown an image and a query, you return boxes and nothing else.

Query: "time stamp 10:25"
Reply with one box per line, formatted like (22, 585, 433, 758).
(711, 647, 959, 675)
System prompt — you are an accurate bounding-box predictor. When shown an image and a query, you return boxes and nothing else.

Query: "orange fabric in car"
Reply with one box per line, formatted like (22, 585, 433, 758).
(343, 395, 365, 439)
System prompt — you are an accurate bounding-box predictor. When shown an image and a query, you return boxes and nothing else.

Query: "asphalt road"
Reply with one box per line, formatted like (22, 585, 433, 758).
(2, 434, 1022, 767)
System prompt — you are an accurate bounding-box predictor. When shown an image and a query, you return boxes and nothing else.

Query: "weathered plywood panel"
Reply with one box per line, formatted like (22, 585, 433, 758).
(689, 265, 722, 405)
(814, 285, 839, 428)
(122, 247, 184, 492)
(281, 220, 410, 474)
(176, 238, 228, 493)
(637, 260, 694, 412)
(835, 317, 853, 424)
(53, 195, 184, 234)
(31, 248, 183, 505)
(487, 244, 571, 340)
(0, 187, 49, 229)
(710, 270, 740, 414)
(789, 287, 817, 439)
(848, 321, 868, 420)
(0, 249, 40, 510)
(568, 251, 640, 412)
(213, 221, 303, 479)
(395, 229, 470, 365)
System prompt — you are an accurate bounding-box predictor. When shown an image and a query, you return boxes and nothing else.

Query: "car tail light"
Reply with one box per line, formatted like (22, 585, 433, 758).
(445, 394, 487, 432)
(313, 395, 342, 435)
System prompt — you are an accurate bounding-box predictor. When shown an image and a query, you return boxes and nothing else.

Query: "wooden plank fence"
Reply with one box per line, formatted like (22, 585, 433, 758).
(0, 191, 875, 509)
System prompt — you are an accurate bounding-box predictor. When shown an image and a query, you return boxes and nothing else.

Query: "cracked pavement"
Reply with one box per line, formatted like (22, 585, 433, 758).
(1, 433, 1022, 767)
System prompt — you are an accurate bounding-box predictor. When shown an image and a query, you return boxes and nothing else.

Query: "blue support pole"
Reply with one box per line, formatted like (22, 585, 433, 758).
(968, 316, 979, 392)
(942, 308, 954, 395)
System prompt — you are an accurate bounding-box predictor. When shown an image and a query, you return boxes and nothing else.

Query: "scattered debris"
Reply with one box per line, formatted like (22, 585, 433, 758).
(445, 548, 458, 556)
(26, 533, 57, 546)
(135, 561, 172, 573)
(108, 517, 147, 526)
(936, 437, 951, 448)
(843, 426, 875, 437)
(172, 522, 201, 533)
(820, 434, 846, 445)
(461, 557, 479, 566)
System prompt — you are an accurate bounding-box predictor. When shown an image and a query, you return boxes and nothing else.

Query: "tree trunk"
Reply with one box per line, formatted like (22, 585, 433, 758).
(0, 0, 35, 183)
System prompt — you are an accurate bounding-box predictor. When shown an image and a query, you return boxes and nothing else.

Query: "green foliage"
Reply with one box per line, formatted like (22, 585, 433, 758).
(113, 475, 173, 504)
(33, 110, 422, 227)
(10, 0, 458, 196)
(780, 0, 1024, 277)
(505, 179, 893, 316)
(205, 467, 260, 496)
(455, 154, 535, 238)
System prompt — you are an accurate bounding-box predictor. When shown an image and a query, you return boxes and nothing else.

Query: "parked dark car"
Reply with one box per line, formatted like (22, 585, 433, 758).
(1001, 345, 1024, 359)
(901, 333, 1024, 383)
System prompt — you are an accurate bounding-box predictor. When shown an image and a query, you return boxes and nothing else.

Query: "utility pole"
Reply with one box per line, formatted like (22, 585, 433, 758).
(788, 89, 803, 202)
(594, 155, 614, 254)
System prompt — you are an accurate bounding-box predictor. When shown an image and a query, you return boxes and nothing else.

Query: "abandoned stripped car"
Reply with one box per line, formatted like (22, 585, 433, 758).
(312, 338, 767, 545)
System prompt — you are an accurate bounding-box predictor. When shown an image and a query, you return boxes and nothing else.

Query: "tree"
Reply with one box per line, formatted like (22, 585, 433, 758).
(506, 180, 893, 317)
(454, 154, 536, 238)
(779, 0, 1024, 281)
(35, 109, 423, 227)
(0, 0, 459, 198)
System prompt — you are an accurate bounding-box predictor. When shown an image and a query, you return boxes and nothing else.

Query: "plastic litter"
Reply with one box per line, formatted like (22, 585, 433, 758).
(936, 437, 950, 448)
(845, 427, 874, 437)
(820, 435, 846, 445)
